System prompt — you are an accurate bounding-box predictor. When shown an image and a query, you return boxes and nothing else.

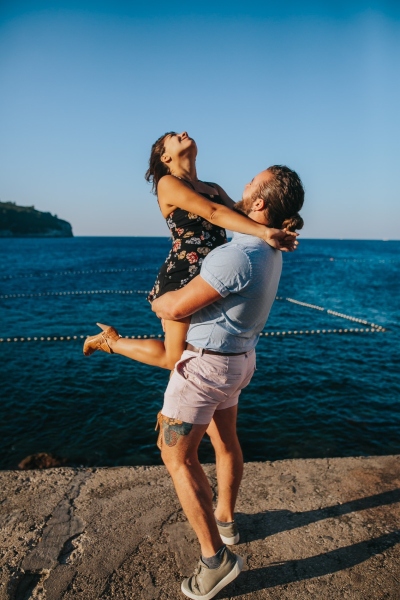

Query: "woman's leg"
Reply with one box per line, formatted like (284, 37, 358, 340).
(84, 318, 189, 371)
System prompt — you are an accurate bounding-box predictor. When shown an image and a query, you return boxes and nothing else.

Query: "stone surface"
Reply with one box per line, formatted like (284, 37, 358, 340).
(0, 456, 399, 599)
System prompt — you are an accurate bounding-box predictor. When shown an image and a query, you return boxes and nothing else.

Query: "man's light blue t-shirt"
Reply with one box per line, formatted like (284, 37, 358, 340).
(186, 232, 282, 353)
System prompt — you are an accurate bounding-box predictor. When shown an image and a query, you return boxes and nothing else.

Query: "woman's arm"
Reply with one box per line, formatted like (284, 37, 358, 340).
(207, 182, 235, 209)
(157, 175, 297, 250)
(158, 175, 249, 230)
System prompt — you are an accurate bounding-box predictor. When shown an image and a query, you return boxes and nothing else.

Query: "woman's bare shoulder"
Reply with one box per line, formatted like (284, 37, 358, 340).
(157, 175, 191, 216)
(157, 174, 180, 190)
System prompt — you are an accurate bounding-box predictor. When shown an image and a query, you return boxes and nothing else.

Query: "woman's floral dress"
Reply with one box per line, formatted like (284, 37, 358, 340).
(147, 184, 228, 302)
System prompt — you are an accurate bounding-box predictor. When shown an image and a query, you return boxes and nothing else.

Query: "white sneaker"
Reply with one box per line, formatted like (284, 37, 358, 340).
(181, 547, 243, 600)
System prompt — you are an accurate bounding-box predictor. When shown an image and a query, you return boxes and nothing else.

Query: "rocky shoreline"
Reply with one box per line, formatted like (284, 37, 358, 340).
(1, 455, 399, 599)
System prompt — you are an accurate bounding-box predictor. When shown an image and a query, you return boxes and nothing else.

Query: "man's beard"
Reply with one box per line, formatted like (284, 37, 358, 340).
(233, 197, 252, 216)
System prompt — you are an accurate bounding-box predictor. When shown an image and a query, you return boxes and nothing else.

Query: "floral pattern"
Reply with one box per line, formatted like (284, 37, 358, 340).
(186, 252, 198, 264)
(172, 239, 181, 252)
(147, 186, 228, 302)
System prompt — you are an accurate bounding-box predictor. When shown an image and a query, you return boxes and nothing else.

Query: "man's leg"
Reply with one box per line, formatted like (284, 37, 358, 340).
(159, 417, 224, 558)
(206, 405, 243, 524)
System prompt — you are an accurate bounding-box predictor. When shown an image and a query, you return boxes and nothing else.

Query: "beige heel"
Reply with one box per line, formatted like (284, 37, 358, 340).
(83, 323, 121, 356)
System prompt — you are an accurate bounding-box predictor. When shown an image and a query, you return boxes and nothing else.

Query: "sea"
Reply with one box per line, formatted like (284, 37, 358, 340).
(0, 237, 399, 470)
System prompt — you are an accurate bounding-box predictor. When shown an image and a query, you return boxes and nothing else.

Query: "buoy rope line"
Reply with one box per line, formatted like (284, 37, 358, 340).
(1, 291, 386, 332)
(2, 257, 398, 280)
(275, 297, 385, 331)
(1, 267, 154, 280)
(285, 258, 398, 263)
(0, 289, 384, 332)
(0, 289, 150, 299)
(0, 327, 386, 344)
(0, 296, 387, 343)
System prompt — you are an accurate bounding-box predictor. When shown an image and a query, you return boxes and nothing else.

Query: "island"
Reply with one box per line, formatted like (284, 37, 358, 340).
(0, 201, 73, 237)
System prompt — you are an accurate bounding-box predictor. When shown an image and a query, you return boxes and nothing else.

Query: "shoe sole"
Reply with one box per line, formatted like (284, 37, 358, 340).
(219, 532, 240, 545)
(181, 555, 243, 600)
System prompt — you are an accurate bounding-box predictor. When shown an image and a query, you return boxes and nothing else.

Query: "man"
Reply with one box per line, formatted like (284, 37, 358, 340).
(152, 165, 305, 600)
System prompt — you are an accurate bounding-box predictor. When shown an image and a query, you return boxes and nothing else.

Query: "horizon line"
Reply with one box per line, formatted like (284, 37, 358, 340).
(68, 236, 400, 241)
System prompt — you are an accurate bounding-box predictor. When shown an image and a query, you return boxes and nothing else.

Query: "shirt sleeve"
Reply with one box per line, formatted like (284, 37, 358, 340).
(199, 244, 252, 297)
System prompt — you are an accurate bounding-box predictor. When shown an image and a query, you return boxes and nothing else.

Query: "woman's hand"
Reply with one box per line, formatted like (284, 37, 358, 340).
(263, 227, 299, 252)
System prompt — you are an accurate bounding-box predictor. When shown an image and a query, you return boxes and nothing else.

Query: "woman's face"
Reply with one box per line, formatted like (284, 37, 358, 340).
(162, 131, 197, 162)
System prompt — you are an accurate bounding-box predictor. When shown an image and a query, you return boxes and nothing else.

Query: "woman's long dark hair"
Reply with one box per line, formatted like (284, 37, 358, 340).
(145, 132, 176, 194)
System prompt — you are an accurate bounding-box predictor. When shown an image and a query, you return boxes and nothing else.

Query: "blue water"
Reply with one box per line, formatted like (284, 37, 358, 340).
(0, 237, 399, 469)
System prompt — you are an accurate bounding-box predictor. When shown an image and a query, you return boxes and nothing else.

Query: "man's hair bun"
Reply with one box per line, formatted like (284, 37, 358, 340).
(282, 213, 304, 232)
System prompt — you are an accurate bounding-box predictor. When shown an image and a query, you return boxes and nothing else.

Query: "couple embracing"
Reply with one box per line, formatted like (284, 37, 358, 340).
(84, 131, 304, 599)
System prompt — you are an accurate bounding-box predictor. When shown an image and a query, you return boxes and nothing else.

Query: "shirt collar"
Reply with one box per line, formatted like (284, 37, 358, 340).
(231, 232, 261, 243)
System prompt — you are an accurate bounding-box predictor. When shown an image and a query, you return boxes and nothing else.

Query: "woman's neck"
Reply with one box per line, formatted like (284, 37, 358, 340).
(170, 156, 198, 183)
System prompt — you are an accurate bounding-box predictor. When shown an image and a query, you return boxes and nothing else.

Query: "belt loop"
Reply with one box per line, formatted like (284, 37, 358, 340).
(199, 347, 204, 356)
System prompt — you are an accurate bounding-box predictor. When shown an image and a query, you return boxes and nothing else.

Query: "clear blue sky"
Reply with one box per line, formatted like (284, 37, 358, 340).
(1, 1, 399, 238)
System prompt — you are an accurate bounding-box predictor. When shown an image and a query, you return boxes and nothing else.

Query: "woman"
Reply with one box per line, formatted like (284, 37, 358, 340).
(83, 131, 297, 369)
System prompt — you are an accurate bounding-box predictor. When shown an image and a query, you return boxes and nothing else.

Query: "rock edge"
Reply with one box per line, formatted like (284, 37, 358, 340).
(1, 455, 399, 599)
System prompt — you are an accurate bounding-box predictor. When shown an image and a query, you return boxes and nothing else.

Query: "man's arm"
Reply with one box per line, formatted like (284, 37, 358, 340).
(151, 275, 222, 321)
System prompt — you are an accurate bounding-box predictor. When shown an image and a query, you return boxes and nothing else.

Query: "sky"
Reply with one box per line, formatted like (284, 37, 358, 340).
(0, 1, 399, 238)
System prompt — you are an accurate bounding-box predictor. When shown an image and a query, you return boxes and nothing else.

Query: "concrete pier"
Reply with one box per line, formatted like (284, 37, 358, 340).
(1, 455, 399, 599)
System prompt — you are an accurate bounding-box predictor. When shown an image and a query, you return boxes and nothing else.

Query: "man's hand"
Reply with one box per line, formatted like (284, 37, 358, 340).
(263, 227, 299, 252)
(152, 275, 222, 321)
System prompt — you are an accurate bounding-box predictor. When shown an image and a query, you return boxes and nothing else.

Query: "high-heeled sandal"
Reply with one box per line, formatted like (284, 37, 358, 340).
(83, 323, 121, 356)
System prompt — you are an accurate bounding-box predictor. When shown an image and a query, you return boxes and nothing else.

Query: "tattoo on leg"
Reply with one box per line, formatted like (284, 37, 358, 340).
(155, 412, 193, 449)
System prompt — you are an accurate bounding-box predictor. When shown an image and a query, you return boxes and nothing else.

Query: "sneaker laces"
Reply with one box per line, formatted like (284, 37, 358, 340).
(190, 561, 205, 593)
(193, 560, 204, 577)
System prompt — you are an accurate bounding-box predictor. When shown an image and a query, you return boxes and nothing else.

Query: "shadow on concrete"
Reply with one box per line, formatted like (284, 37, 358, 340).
(222, 530, 400, 597)
(236, 488, 400, 542)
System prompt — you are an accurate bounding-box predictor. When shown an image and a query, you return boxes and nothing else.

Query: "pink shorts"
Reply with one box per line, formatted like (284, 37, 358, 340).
(161, 348, 256, 425)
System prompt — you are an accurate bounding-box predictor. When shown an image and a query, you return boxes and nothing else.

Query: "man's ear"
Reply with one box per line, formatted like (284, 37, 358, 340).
(252, 197, 266, 211)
